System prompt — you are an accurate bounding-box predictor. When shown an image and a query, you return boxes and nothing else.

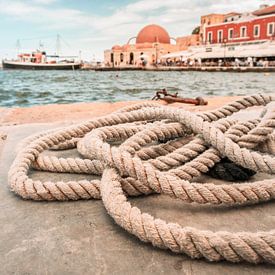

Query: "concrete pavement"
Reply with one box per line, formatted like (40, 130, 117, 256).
(0, 121, 274, 275)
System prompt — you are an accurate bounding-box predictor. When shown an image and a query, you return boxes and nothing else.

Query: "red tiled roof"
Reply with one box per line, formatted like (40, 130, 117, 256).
(253, 5, 275, 16)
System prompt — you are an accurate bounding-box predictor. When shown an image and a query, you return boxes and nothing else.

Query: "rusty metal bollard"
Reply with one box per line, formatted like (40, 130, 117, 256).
(152, 89, 208, 105)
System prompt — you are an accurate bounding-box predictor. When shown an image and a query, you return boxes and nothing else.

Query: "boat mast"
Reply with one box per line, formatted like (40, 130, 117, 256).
(16, 39, 21, 55)
(38, 40, 44, 51)
(56, 34, 61, 56)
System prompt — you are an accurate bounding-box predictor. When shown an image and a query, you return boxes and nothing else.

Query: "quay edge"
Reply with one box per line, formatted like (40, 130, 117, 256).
(93, 66, 275, 72)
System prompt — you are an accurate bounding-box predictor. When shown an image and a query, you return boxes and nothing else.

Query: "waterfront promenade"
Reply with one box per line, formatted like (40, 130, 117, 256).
(93, 66, 275, 72)
(0, 96, 274, 274)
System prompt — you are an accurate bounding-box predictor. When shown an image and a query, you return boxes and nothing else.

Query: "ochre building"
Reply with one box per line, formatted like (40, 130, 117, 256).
(104, 24, 183, 68)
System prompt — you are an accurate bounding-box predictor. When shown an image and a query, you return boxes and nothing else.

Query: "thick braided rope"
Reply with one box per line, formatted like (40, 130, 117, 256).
(7, 94, 275, 264)
(8, 105, 177, 200)
(33, 119, 258, 175)
(79, 118, 264, 186)
(84, 108, 275, 206)
(17, 94, 272, 173)
(101, 168, 275, 264)
(28, 118, 268, 175)
(8, 94, 273, 201)
(94, 104, 275, 264)
(32, 96, 274, 174)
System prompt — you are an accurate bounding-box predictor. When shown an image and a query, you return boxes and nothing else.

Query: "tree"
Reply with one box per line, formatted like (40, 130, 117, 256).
(192, 26, 200, 35)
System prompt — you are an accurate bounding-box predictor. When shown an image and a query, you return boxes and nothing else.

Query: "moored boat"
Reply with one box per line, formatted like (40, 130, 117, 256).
(2, 51, 82, 70)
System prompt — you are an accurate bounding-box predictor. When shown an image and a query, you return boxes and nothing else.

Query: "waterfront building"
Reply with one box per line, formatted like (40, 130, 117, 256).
(104, 4, 275, 67)
(161, 4, 275, 65)
(176, 35, 200, 50)
(104, 24, 200, 67)
(203, 4, 275, 44)
(104, 24, 180, 67)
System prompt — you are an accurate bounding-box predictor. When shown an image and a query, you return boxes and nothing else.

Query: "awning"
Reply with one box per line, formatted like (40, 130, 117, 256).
(193, 41, 275, 59)
(161, 51, 194, 59)
(161, 41, 275, 60)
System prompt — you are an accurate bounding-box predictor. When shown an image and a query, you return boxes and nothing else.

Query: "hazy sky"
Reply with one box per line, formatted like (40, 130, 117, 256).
(0, 0, 274, 60)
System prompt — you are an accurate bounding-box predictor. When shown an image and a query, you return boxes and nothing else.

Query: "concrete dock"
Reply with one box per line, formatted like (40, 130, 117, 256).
(0, 99, 274, 274)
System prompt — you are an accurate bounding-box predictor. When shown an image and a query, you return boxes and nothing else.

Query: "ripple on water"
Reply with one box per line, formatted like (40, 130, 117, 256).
(53, 76, 70, 82)
(15, 91, 32, 97)
(0, 70, 274, 107)
(14, 99, 30, 105)
(35, 91, 52, 98)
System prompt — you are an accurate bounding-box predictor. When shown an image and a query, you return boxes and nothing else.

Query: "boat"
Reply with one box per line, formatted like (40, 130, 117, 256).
(2, 50, 82, 70)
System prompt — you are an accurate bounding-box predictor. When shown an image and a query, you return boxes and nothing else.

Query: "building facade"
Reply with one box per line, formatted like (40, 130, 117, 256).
(176, 34, 200, 50)
(104, 24, 180, 67)
(204, 5, 275, 44)
(104, 24, 201, 67)
(104, 4, 275, 66)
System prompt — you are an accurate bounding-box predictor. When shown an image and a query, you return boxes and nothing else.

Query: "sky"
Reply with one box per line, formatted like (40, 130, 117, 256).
(0, 0, 274, 61)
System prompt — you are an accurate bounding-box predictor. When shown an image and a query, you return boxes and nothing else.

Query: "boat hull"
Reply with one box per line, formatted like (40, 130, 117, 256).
(2, 61, 81, 70)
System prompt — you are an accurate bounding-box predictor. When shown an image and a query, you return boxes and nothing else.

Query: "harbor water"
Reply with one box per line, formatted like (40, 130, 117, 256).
(0, 69, 274, 107)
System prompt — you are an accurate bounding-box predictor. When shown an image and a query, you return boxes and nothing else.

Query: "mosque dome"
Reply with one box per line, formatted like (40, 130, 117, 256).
(136, 24, 170, 44)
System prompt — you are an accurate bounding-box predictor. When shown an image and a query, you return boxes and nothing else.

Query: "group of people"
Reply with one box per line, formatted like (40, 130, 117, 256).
(161, 57, 272, 68)
(231, 57, 270, 67)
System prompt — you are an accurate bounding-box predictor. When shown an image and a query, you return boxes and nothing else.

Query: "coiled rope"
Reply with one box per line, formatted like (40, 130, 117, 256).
(8, 94, 275, 264)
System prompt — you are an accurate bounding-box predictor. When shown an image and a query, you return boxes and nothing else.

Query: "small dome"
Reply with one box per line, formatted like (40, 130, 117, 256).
(121, 44, 130, 51)
(136, 24, 170, 44)
(112, 45, 122, 50)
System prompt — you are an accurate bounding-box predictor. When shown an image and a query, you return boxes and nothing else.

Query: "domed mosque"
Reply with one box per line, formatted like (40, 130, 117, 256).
(136, 24, 171, 44)
(104, 24, 182, 67)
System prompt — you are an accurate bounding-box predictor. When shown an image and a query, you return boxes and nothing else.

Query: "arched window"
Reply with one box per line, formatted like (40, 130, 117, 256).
(130, 52, 134, 65)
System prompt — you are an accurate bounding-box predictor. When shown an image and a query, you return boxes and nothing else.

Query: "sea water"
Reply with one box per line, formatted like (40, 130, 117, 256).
(0, 69, 274, 107)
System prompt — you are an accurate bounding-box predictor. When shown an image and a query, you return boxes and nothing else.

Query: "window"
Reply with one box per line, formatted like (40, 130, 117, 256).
(267, 23, 275, 36)
(240, 26, 247, 37)
(129, 52, 134, 65)
(207, 31, 213, 43)
(228, 28, 234, 40)
(254, 25, 260, 37)
(217, 30, 223, 43)
(120, 53, 124, 62)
